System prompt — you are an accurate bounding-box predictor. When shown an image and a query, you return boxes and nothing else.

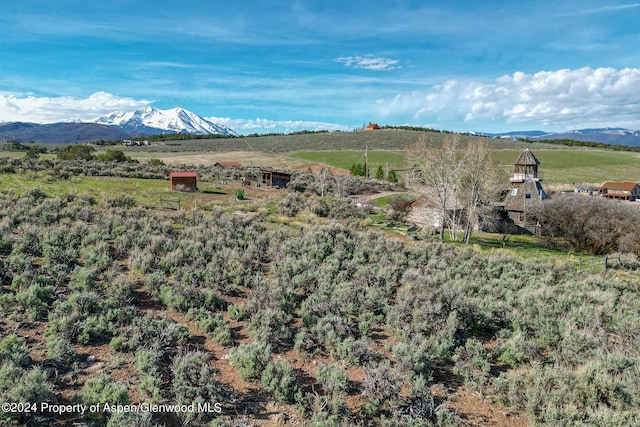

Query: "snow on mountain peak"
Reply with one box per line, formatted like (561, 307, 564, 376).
(94, 107, 238, 136)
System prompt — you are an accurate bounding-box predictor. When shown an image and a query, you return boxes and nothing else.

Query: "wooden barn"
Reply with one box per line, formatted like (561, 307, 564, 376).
(170, 171, 198, 191)
(598, 181, 640, 201)
(366, 122, 381, 131)
(261, 170, 292, 188)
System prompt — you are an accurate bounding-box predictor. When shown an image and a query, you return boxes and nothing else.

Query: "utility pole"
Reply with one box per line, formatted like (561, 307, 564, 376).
(365, 145, 369, 178)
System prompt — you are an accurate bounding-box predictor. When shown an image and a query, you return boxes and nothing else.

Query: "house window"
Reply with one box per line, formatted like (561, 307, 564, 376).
(511, 188, 518, 195)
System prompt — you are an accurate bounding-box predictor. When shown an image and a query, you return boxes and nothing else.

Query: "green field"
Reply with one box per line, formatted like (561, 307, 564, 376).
(3, 129, 640, 185)
(290, 147, 640, 185)
(0, 172, 234, 210)
(288, 150, 406, 171)
(493, 149, 640, 184)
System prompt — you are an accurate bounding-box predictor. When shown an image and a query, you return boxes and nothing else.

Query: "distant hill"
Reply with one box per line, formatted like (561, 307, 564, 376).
(485, 128, 640, 146)
(0, 122, 134, 144)
(0, 107, 237, 144)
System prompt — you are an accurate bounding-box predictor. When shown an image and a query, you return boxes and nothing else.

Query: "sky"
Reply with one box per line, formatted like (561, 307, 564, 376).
(2, 0, 640, 134)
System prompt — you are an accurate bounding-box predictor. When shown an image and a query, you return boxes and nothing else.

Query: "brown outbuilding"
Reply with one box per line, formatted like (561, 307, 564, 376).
(170, 171, 198, 191)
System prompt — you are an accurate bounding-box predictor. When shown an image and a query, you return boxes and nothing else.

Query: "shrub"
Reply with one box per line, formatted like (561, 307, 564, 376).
(123, 314, 191, 352)
(0, 334, 32, 368)
(135, 350, 163, 403)
(452, 338, 491, 390)
(229, 342, 271, 380)
(47, 337, 78, 369)
(107, 411, 160, 427)
(393, 340, 434, 380)
(0, 362, 52, 425)
(171, 351, 224, 423)
(186, 308, 233, 346)
(314, 363, 349, 399)
(95, 149, 135, 163)
(279, 192, 304, 216)
(261, 358, 301, 403)
(108, 194, 136, 208)
(81, 374, 129, 420)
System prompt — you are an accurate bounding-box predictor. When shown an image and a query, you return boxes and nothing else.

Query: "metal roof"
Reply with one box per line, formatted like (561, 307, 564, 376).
(170, 172, 197, 178)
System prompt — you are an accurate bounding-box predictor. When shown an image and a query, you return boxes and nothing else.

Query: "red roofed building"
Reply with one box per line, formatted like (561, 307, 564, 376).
(599, 181, 640, 201)
(366, 122, 381, 131)
(170, 172, 198, 191)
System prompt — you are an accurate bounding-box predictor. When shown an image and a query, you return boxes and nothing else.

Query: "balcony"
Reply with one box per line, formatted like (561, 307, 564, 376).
(510, 172, 543, 182)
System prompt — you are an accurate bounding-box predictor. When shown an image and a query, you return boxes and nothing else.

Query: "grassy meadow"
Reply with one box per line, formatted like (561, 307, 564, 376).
(8, 129, 640, 185)
(110, 130, 640, 185)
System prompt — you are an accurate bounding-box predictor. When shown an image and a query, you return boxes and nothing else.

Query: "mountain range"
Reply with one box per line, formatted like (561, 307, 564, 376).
(477, 128, 640, 147)
(2, 106, 640, 147)
(0, 107, 237, 144)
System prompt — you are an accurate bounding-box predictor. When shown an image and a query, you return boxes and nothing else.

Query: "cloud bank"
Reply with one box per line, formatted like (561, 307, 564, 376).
(335, 55, 400, 71)
(376, 67, 640, 130)
(0, 92, 151, 123)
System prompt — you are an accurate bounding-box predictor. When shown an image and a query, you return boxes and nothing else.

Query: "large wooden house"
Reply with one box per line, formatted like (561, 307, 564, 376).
(598, 181, 640, 201)
(503, 149, 546, 229)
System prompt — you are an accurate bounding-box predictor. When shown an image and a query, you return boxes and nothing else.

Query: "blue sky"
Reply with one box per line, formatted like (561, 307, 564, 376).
(2, 1, 640, 134)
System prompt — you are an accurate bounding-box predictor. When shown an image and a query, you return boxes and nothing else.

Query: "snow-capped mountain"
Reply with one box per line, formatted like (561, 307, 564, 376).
(95, 106, 238, 136)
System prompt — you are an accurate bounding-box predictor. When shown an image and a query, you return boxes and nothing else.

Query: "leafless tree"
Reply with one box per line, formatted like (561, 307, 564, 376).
(531, 194, 640, 255)
(458, 139, 504, 243)
(407, 134, 502, 242)
(407, 135, 465, 241)
(316, 165, 332, 197)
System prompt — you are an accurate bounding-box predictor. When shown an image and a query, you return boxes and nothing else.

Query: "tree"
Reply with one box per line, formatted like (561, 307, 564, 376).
(56, 145, 95, 161)
(406, 135, 466, 241)
(374, 165, 385, 180)
(406, 135, 501, 242)
(350, 162, 366, 177)
(316, 166, 332, 197)
(25, 148, 40, 159)
(95, 149, 136, 163)
(531, 194, 640, 254)
(458, 139, 504, 243)
(387, 169, 399, 183)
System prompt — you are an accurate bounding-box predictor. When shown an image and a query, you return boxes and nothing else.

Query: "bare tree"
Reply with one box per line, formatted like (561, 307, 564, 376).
(458, 139, 504, 243)
(531, 194, 640, 254)
(407, 135, 465, 241)
(316, 165, 332, 197)
(407, 134, 502, 243)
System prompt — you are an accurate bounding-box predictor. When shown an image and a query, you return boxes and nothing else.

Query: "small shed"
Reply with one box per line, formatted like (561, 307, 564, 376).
(214, 161, 242, 167)
(261, 170, 292, 188)
(170, 171, 198, 191)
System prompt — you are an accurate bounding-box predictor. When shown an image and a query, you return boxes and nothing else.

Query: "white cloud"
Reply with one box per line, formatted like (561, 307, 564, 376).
(561, 3, 640, 16)
(376, 67, 640, 130)
(0, 92, 151, 123)
(207, 116, 351, 134)
(335, 55, 400, 71)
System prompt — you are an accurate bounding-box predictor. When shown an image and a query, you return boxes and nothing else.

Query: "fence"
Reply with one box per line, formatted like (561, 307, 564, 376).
(567, 253, 628, 275)
(159, 195, 181, 210)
